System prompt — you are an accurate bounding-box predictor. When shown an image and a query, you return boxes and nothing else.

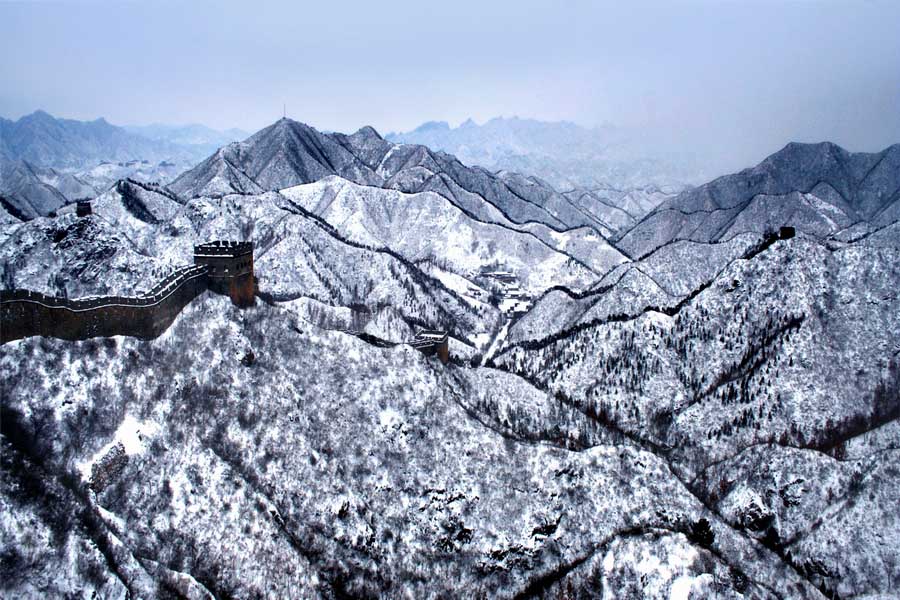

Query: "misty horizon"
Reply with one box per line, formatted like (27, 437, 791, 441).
(2, 0, 899, 174)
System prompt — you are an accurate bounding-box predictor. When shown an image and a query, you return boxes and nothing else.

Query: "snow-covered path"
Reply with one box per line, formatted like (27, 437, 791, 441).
(481, 319, 510, 366)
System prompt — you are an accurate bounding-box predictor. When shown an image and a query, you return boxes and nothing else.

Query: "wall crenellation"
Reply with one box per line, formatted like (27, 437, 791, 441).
(193, 241, 255, 307)
(1, 241, 254, 344)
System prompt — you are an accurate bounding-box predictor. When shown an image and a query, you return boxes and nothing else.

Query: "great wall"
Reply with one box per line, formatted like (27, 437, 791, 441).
(0, 240, 255, 345)
(1, 237, 452, 362)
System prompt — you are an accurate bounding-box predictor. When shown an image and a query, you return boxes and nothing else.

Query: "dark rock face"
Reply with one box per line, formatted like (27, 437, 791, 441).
(90, 443, 128, 493)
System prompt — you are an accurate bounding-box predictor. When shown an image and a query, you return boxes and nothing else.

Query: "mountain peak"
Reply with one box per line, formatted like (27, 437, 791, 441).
(25, 109, 56, 122)
(776, 140, 843, 156)
(761, 140, 851, 174)
(412, 121, 450, 134)
(353, 125, 382, 140)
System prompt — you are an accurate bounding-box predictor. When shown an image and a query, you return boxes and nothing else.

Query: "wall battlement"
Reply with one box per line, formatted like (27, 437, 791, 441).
(193, 240, 255, 307)
(1, 266, 209, 344)
(193, 240, 253, 257)
(411, 329, 450, 364)
(1, 240, 256, 344)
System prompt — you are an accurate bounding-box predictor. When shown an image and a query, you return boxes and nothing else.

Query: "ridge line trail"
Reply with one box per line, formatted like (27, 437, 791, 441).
(482, 319, 511, 366)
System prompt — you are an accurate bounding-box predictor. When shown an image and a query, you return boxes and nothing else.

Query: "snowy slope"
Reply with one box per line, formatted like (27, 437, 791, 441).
(507, 234, 759, 346)
(1, 295, 816, 599)
(279, 177, 605, 294)
(0, 157, 68, 220)
(495, 235, 900, 598)
(1, 181, 500, 344)
(563, 184, 681, 233)
(618, 142, 900, 258)
(171, 118, 614, 235)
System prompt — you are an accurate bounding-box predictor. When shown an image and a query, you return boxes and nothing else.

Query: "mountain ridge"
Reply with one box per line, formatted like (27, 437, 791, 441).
(616, 141, 900, 258)
(0, 110, 195, 169)
(171, 118, 614, 237)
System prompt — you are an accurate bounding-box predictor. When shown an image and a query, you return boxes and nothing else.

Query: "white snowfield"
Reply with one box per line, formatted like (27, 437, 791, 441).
(0, 136, 898, 599)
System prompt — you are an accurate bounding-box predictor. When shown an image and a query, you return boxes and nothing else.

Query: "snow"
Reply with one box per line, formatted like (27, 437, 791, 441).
(2, 124, 899, 598)
(280, 177, 599, 295)
(378, 407, 405, 434)
(482, 319, 510, 365)
(669, 574, 711, 600)
(78, 414, 159, 481)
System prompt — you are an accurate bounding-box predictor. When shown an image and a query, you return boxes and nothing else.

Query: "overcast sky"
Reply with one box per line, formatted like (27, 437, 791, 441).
(1, 0, 898, 169)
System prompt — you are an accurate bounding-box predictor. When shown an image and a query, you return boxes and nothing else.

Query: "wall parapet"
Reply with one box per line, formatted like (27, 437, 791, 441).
(193, 240, 255, 306)
(1, 265, 209, 344)
(0, 265, 208, 311)
(193, 241, 253, 257)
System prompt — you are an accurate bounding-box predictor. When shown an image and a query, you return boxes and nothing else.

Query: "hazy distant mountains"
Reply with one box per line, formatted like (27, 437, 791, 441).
(1, 111, 248, 168)
(0, 111, 245, 217)
(0, 110, 188, 168)
(386, 117, 711, 191)
(123, 123, 249, 158)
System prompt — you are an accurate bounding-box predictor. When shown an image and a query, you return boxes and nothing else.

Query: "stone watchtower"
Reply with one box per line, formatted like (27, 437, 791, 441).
(193, 241, 255, 307)
(411, 329, 450, 364)
(76, 201, 92, 217)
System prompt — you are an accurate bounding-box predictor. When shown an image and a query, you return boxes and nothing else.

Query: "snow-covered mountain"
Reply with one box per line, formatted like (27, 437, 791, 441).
(0, 154, 192, 222)
(71, 160, 187, 194)
(2, 130, 899, 599)
(0, 112, 250, 218)
(0, 179, 496, 345)
(0, 110, 194, 169)
(386, 117, 710, 191)
(0, 157, 69, 220)
(617, 142, 900, 259)
(493, 230, 900, 599)
(384, 117, 709, 234)
(279, 176, 624, 294)
(563, 184, 681, 233)
(171, 118, 614, 235)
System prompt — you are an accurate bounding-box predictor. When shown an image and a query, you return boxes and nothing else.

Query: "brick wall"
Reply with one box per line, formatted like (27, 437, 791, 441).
(0, 266, 209, 344)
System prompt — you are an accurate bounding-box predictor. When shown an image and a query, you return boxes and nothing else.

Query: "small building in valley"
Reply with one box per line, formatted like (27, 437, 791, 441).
(411, 329, 450, 364)
(193, 241, 255, 307)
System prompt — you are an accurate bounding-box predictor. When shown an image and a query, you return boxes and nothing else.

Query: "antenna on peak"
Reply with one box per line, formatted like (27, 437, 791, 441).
(283, 103, 286, 120)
